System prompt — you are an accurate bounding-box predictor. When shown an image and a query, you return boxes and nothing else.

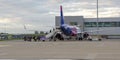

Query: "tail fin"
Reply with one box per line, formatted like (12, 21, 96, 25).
(60, 5, 64, 25)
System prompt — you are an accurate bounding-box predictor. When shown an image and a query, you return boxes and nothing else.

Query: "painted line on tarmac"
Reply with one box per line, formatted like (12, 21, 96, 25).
(0, 45, 10, 47)
(0, 50, 8, 56)
(98, 43, 105, 47)
(85, 53, 97, 59)
(39, 59, 72, 60)
(0, 53, 8, 56)
(0, 59, 87, 60)
(40, 59, 78, 60)
(0, 59, 73, 60)
(0, 59, 15, 60)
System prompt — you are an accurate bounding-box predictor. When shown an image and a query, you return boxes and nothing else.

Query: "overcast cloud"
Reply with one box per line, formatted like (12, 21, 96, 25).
(0, 0, 120, 34)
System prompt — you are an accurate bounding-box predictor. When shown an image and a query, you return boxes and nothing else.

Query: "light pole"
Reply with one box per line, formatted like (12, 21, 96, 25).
(4, 24, 6, 34)
(96, 0, 99, 37)
(96, 0, 101, 41)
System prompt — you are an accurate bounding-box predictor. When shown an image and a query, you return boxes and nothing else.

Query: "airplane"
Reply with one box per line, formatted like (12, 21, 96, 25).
(59, 5, 81, 36)
(51, 5, 102, 41)
(48, 5, 82, 41)
(23, 5, 81, 36)
(24, 5, 101, 41)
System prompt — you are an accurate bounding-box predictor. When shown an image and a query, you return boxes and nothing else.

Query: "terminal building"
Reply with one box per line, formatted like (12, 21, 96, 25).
(55, 16, 120, 39)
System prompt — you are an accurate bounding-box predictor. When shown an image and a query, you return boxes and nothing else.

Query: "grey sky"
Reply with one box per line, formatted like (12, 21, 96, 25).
(0, 0, 120, 34)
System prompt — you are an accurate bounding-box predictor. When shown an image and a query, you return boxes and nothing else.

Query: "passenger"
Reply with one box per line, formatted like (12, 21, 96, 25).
(55, 33, 60, 40)
(49, 36, 53, 41)
(23, 36, 27, 41)
(76, 33, 83, 40)
(55, 33, 64, 40)
(86, 33, 89, 39)
(83, 32, 89, 40)
(78, 33, 83, 40)
(30, 36, 33, 41)
(28, 36, 32, 42)
(50, 30, 51, 33)
(33, 36, 37, 42)
(53, 28, 55, 31)
(37, 36, 41, 41)
(45, 32, 48, 35)
(40, 36, 46, 42)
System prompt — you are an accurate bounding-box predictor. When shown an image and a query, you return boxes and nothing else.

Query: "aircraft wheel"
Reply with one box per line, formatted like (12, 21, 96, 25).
(79, 38, 83, 41)
(89, 39, 92, 41)
(42, 40, 45, 42)
(54, 40, 56, 41)
(49, 39, 52, 41)
(99, 39, 102, 41)
(79, 39, 82, 41)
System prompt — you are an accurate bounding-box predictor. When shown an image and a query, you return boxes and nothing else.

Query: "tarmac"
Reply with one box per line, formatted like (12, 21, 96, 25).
(0, 39, 120, 60)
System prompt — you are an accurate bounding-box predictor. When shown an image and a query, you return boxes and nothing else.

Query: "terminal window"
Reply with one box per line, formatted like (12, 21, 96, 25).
(70, 22, 78, 25)
(85, 22, 120, 27)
